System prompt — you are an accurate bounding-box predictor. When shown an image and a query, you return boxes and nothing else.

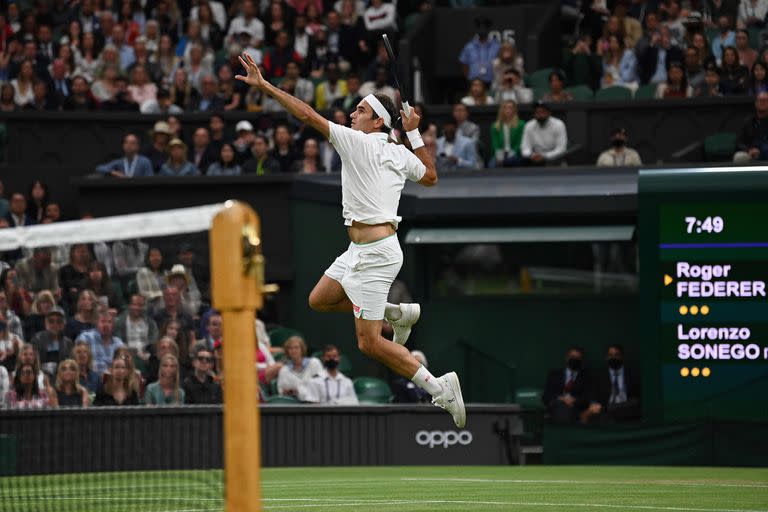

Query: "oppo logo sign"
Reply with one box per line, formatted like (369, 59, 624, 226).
(415, 430, 473, 449)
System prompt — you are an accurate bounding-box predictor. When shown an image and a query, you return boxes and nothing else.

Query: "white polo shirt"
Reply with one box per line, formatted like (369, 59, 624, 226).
(329, 122, 426, 230)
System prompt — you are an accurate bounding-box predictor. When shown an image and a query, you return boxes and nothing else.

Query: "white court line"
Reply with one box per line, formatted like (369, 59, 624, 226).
(402, 477, 768, 490)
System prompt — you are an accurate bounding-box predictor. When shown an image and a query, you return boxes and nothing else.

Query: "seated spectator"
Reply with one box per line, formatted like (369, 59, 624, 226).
(490, 101, 525, 167)
(226, 0, 265, 47)
(5, 192, 35, 227)
(290, 138, 326, 173)
(135, 247, 166, 305)
(363, 0, 397, 33)
(165, 264, 202, 319)
(392, 349, 431, 403)
(141, 88, 184, 115)
(200, 312, 222, 351)
(62, 75, 97, 111)
(75, 310, 124, 376)
(153, 286, 196, 355)
(44, 203, 61, 224)
(436, 121, 480, 170)
(101, 76, 140, 112)
(160, 139, 199, 176)
(736, 29, 758, 70)
(24, 289, 56, 339)
(72, 340, 99, 393)
(315, 61, 349, 111)
(146, 336, 183, 384)
(270, 123, 300, 173)
(14, 344, 47, 390)
(207, 143, 242, 176)
(14, 247, 59, 297)
(55, 358, 89, 407)
(697, 63, 725, 97)
(170, 68, 197, 111)
(690, 31, 713, 67)
(11, 59, 35, 107)
(639, 26, 683, 85)
(6, 362, 56, 408)
(711, 15, 736, 65)
(285, 61, 315, 105)
(655, 61, 693, 98)
(24, 80, 57, 111)
(720, 46, 749, 95)
(542, 346, 590, 424)
(95, 133, 154, 178)
(541, 70, 575, 103)
(189, 127, 216, 174)
(93, 353, 139, 406)
(277, 335, 324, 397)
(359, 65, 397, 103)
(114, 295, 158, 361)
(184, 43, 214, 93)
(601, 34, 639, 89)
(494, 68, 533, 105)
(582, 344, 641, 423)
(685, 46, 706, 91)
(141, 122, 172, 174)
(263, 30, 302, 79)
(452, 103, 480, 142)
(207, 114, 229, 157)
(461, 78, 495, 107)
(0, 310, 23, 372)
(562, 33, 602, 91)
(59, 244, 91, 314)
(596, 128, 642, 166)
(243, 134, 282, 175)
(1, 268, 30, 317)
(126, 65, 156, 110)
(750, 62, 768, 95)
(84, 261, 123, 311)
(233, 120, 256, 163)
(332, 73, 363, 112)
(459, 16, 499, 86)
(0, 84, 17, 112)
(521, 101, 568, 165)
(90, 66, 119, 103)
(262, 78, 299, 113)
(183, 343, 222, 404)
(30, 307, 72, 376)
(26, 180, 49, 224)
(492, 41, 525, 91)
(738, 0, 768, 29)
(191, 74, 225, 112)
(734, 91, 768, 162)
(145, 353, 184, 405)
(65, 289, 97, 341)
(304, 344, 358, 404)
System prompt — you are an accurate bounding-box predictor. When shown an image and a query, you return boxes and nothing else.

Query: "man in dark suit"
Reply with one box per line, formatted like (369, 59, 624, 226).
(188, 127, 217, 174)
(5, 192, 35, 227)
(583, 344, 642, 423)
(638, 25, 684, 85)
(36, 24, 58, 66)
(542, 346, 590, 424)
(47, 59, 72, 107)
(190, 74, 225, 112)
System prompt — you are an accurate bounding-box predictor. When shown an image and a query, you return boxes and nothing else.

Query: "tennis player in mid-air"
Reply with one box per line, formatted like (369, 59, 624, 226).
(237, 53, 465, 427)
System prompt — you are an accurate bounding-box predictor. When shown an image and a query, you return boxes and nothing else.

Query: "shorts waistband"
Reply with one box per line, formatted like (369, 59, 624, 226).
(351, 233, 398, 247)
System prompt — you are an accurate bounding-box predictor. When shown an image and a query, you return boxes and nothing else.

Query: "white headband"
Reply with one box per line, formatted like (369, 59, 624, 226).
(364, 94, 391, 128)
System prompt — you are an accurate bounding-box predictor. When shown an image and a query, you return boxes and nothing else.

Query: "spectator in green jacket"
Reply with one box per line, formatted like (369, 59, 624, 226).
(490, 100, 525, 167)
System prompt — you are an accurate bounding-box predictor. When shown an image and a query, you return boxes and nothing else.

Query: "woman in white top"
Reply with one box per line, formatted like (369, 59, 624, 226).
(11, 60, 35, 106)
(277, 335, 324, 397)
(127, 65, 157, 109)
(73, 31, 101, 81)
(461, 79, 495, 107)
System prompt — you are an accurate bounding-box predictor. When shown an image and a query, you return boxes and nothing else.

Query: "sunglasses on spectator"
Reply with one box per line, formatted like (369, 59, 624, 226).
(197, 356, 213, 362)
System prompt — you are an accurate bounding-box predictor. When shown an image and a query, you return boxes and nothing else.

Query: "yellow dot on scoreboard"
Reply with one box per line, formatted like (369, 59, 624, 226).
(680, 367, 690, 377)
(679, 305, 688, 315)
(702, 367, 711, 377)
(690, 305, 699, 315)
(700, 305, 710, 315)
(691, 367, 701, 377)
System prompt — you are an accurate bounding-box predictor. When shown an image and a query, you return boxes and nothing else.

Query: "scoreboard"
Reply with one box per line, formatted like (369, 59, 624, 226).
(640, 168, 768, 422)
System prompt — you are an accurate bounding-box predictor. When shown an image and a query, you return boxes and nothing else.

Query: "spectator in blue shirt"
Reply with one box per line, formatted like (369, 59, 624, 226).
(459, 17, 500, 85)
(95, 134, 154, 178)
(712, 15, 737, 65)
(75, 310, 124, 376)
(160, 139, 199, 176)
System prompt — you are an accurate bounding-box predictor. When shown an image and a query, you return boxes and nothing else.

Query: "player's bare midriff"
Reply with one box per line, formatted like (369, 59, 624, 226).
(347, 221, 396, 244)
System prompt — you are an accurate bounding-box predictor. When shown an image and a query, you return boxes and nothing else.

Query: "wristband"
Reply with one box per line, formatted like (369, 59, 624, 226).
(406, 129, 424, 150)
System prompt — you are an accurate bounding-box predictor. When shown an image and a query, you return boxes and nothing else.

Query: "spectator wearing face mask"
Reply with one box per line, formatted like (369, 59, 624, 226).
(304, 344, 358, 405)
(596, 128, 642, 167)
(582, 344, 642, 424)
(542, 346, 590, 424)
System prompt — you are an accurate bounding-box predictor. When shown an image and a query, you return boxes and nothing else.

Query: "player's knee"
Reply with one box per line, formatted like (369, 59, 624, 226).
(356, 331, 378, 357)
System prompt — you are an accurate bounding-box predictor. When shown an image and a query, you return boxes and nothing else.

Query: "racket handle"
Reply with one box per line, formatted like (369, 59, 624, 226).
(402, 100, 411, 118)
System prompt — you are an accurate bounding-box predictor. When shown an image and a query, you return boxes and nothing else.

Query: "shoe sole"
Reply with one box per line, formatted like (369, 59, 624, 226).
(445, 371, 466, 428)
(393, 304, 421, 346)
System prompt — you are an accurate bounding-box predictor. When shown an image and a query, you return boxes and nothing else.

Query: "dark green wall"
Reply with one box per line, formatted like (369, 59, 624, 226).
(290, 199, 640, 402)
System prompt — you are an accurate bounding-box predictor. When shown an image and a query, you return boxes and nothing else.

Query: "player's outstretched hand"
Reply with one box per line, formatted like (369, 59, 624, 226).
(235, 52, 266, 89)
(401, 107, 420, 132)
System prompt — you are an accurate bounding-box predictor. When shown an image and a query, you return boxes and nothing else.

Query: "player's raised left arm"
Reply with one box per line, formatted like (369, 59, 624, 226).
(236, 52, 329, 139)
(401, 108, 437, 187)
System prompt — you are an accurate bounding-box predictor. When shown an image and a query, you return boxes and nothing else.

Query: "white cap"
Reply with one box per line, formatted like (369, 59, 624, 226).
(236, 120, 254, 132)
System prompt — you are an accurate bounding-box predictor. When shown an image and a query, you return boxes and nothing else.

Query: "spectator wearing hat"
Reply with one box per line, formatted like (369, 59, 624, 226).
(95, 133, 154, 177)
(30, 306, 73, 376)
(142, 121, 173, 173)
(164, 264, 202, 318)
(183, 343, 222, 404)
(459, 16, 499, 85)
(233, 120, 256, 163)
(596, 128, 642, 167)
(177, 243, 207, 301)
(160, 139, 199, 176)
(521, 101, 568, 165)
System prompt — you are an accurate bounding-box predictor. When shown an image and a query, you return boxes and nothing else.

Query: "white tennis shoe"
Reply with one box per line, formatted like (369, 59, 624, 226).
(431, 372, 466, 428)
(387, 303, 420, 346)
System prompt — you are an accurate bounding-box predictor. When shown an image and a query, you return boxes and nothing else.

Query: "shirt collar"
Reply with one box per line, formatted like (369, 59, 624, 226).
(366, 131, 389, 141)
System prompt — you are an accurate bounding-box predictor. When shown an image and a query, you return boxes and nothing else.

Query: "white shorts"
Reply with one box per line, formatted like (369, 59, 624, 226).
(324, 234, 403, 320)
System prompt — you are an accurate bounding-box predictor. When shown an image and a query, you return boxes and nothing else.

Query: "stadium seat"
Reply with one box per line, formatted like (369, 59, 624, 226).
(749, 26, 762, 49)
(704, 132, 738, 161)
(595, 86, 633, 102)
(265, 395, 300, 404)
(528, 68, 554, 90)
(268, 327, 303, 347)
(566, 85, 593, 101)
(353, 377, 393, 404)
(533, 87, 549, 101)
(515, 387, 544, 410)
(634, 84, 657, 100)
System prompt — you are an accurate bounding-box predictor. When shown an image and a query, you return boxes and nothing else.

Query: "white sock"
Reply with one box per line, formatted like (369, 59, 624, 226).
(411, 365, 442, 396)
(385, 302, 402, 321)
